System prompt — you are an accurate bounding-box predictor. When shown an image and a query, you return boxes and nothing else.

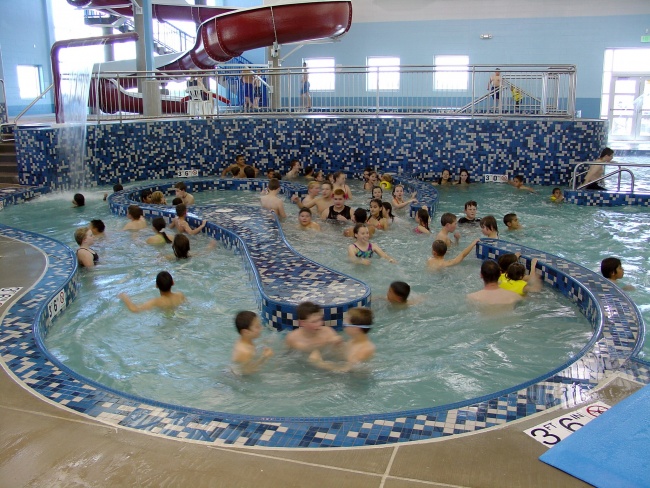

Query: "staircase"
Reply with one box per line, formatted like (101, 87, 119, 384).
(0, 136, 19, 186)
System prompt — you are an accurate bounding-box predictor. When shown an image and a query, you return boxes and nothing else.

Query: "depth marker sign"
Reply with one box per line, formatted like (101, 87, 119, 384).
(524, 402, 610, 447)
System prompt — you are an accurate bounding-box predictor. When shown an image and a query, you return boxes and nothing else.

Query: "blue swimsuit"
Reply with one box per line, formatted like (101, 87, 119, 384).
(354, 243, 373, 259)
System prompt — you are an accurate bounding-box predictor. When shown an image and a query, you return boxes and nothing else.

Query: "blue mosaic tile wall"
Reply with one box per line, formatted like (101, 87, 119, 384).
(15, 117, 607, 191)
(564, 189, 650, 207)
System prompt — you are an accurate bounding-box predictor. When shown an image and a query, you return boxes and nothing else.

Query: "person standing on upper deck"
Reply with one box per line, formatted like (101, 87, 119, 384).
(488, 69, 502, 110)
(584, 148, 614, 190)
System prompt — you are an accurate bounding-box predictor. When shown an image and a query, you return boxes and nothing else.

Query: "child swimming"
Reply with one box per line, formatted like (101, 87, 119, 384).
(348, 223, 396, 265)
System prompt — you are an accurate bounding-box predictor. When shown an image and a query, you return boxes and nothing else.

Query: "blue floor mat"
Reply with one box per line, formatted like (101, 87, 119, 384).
(539, 383, 650, 488)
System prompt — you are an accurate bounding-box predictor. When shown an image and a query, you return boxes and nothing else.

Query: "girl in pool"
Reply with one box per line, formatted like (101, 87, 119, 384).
(146, 216, 173, 245)
(348, 223, 396, 265)
(391, 184, 418, 209)
(382, 201, 396, 224)
(171, 234, 191, 259)
(367, 198, 390, 230)
(150, 191, 167, 205)
(454, 168, 471, 185)
(364, 171, 379, 191)
(333, 171, 353, 200)
(371, 186, 383, 201)
(74, 226, 99, 268)
(480, 215, 499, 238)
(414, 207, 431, 234)
(314, 170, 325, 182)
(433, 169, 452, 186)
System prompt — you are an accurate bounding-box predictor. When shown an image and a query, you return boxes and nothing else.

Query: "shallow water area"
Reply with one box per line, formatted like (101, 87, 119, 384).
(0, 186, 611, 418)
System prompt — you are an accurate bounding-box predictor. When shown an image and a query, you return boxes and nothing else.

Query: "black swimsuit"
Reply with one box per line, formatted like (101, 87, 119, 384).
(77, 247, 99, 266)
(326, 205, 352, 220)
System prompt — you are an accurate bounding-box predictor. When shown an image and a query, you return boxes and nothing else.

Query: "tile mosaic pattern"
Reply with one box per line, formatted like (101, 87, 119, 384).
(0, 185, 49, 210)
(564, 189, 650, 207)
(15, 118, 606, 190)
(1, 187, 648, 448)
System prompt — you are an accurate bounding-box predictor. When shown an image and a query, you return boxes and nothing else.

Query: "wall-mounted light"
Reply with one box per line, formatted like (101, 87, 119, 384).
(480, 34, 493, 40)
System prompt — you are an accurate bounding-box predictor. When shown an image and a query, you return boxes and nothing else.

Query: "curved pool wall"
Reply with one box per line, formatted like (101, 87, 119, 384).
(14, 117, 606, 191)
(1, 182, 648, 448)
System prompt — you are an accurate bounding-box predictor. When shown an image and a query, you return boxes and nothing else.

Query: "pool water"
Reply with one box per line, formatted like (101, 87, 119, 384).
(0, 177, 647, 417)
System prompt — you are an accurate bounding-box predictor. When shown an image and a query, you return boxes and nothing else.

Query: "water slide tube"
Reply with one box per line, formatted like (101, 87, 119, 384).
(67, 1, 353, 114)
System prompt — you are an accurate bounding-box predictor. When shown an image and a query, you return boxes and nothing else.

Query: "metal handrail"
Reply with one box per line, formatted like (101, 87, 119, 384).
(572, 161, 638, 192)
(10, 83, 54, 126)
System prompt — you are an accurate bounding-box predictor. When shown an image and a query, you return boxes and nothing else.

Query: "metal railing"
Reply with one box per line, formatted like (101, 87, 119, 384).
(71, 64, 576, 122)
(572, 161, 639, 192)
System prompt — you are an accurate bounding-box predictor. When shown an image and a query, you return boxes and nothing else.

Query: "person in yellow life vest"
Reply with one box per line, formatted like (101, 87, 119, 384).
(511, 85, 523, 109)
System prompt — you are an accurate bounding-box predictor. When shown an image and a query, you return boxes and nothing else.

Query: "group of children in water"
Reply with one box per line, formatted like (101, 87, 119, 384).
(70, 160, 634, 374)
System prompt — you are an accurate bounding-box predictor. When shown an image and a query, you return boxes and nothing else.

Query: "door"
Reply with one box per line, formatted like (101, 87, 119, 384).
(608, 76, 650, 141)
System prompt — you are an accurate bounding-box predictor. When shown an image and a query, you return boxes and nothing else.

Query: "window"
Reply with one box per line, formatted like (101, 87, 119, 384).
(434, 55, 469, 90)
(17, 65, 44, 99)
(367, 57, 400, 91)
(600, 48, 650, 118)
(304, 58, 335, 91)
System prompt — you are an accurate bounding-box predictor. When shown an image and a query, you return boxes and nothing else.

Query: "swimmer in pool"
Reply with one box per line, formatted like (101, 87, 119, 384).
(343, 208, 375, 238)
(414, 207, 431, 234)
(89, 219, 106, 238)
(458, 201, 480, 225)
(367, 198, 389, 230)
(499, 259, 542, 295)
(600, 257, 635, 291)
(169, 203, 206, 235)
(118, 271, 186, 312)
(550, 188, 564, 202)
(508, 175, 536, 193)
(348, 223, 396, 265)
(392, 184, 417, 210)
(74, 226, 99, 268)
(435, 212, 461, 246)
(286, 301, 343, 353)
(146, 216, 173, 245)
(298, 208, 321, 231)
(467, 259, 522, 307)
(231, 311, 273, 374)
(364, 171, 379, 191)
(427, 239, 479, 271)
(291, 181, 321, 210)
(123, 205, 148, 231)
(503, 213, 522, 231)
(309, 307, 375, 372)
(480, 215, 499, 238)
(260, 178, 287, 220)
(385, 281, 423, 306)
(174, 182, 194, 205)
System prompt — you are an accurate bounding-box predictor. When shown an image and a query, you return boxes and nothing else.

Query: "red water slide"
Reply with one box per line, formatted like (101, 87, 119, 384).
(67, 0, 352, 114)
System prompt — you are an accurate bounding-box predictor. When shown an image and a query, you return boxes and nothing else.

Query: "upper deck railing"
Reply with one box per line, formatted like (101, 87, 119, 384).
(75, 64, 577, 122)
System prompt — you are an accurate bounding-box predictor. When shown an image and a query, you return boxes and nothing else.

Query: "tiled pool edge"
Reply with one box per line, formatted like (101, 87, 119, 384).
(1, 207, 649, 448)
(564, 189, 650, 206)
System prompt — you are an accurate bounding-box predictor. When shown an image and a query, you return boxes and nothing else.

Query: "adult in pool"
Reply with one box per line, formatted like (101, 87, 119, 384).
(119, 271, 186, 312)
(467, 259, 522, 307)
(74, 226, 99, 268)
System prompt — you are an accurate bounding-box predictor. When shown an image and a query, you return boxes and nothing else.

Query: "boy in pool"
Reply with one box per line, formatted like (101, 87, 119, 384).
(499, 259, 542, 295)
(118, 271, 186, 312)
(309, 307, 375, 372)
(508, 175, 536, 193)
(298, 208, 321, 231)
(89, 219, 105, 238)
(123, 205, 148, 231)
(480, 215, 499, 238)
(174, 182, 194, 205)
(231, 311, 274, 374)
(72, 193, 85, 207)
(286, 301, 343, 353)
(427, 238, 479, 270)
(435, 212, 461, 246)
(458, 200, 480, 225)
(600, 257, 635, 291)
(169, 203, 206, 235)
(260, 178, 287, 220)
(503, 213, 522, 231)
(550, 188, 564, 202)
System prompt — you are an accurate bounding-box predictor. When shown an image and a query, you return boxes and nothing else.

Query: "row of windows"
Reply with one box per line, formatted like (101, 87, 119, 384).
(304, 56, 470, 91)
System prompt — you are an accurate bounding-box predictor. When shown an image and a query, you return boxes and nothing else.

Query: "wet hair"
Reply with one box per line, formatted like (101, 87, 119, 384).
(304, 166, 314, 177)
(432, 239, 448, 257)
(369, 198, 383, 216)
(127, 205, 143, 219)
(113, 184, 123, 192)
(464, 200, 477, 210)
(480, 259, 502, 284)
(391, 184, 404, 197)
(230, 167, 241, 177)
(175, 203, 187, 218)
(243, 165, 255, 178)
(353, 223, 368, 236)
(353, 207, 368, 223)
(150, 191, 165, 204)
(389, 281, 410, 302)
(174, 182, 187, 192)
(73, 193, 85, 206)
(155, 271, 174, 292)
(457, 168, 471, 184)
(480, 215, 498, 232)
(440, 212, 457, 226)
(601, 257, 622, 279)
(235, 311, 258, 334)
(599, 147, 614, 159)
(497, 253, 519, 273)
(268, 178, 280, 191)
(506, 262, 526, 281)
(382, 201, 395, 221)
(416, 208, 430, 230)
(333, 188, 346, 198)
(172, 234, 190, 259)
(299, 208, 312, 216)
(347, 307, 373, 333)
(513, 175, 525, 183)
(151, 216, 172, 243)
(74, 226, 89, 245)
(297, 301, 321, 321)
(90, 219, 105, 233)
(503, 213, 518, 226)
(171, 197, 182, 206)
(140, 189, 153, 202)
